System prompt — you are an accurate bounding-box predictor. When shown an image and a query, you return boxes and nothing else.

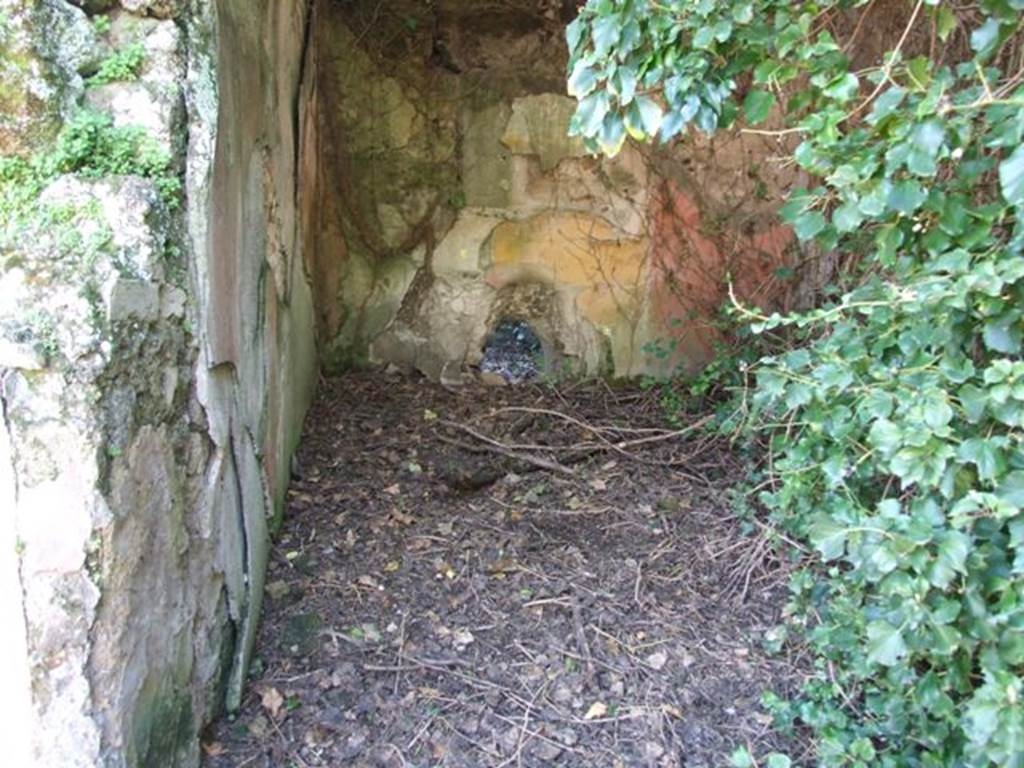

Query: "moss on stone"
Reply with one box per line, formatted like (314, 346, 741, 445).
(132, 685, 196, 768)
(321, 342, 371, 376)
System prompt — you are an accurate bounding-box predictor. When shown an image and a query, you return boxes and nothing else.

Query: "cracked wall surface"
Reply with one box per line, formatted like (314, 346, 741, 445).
(0, 0, 316, 764)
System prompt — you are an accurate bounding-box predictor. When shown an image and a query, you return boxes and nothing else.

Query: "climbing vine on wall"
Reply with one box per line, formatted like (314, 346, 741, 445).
(568, 0, 1024, 765)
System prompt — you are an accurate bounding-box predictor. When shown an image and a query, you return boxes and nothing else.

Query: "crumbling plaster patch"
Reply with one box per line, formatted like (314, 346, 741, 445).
(313, 5, 801, 381)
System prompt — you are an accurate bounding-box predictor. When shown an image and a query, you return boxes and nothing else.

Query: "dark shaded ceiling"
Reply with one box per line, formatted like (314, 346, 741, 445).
(322, 0, 576, 95)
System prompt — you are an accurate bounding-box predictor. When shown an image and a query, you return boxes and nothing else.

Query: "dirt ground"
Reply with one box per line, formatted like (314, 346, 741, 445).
(203, 373, 808, 767)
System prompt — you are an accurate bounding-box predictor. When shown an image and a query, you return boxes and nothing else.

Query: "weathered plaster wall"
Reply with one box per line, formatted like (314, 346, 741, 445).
(312, 0, 802, 380)
(0, 0, 316, 764)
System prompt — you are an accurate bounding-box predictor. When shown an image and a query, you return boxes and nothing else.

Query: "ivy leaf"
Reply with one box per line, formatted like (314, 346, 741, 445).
(913, 121, 946, 156)
(888, 180, 927, 214)
(568, 63, 599, 99)
(591, 14, 621, 58)
(869, 419, 902, 454)
(743, 90, 775, 124)
(616, 66, 638, 105)
(937, 531, 971, 577)
(713, 19, 733, 42)
(823, 72, 859, 102)
(997, 471, 1024, 507)
(619, 17, 641, 52)
(833, 201, 864, 233)
(634, 96, 664, 138)
(730, 747, 755, 768)
(660, 107, 690, 141)
(970, 17, 1002, 58)
(906, 56, 932, 89)
(959, 384, 988, 422)
(922, 389, 954, 429)
(907, 121, 946, 176)
(809, 517, 848, 560)
(598, 115, 627, 157)
(999, 144, 1024, 206)
(958, 438, 1004, 482)
(859, 180, 892, 216)
(693, 25, 717, 49)
(565, 16, 585, 54)
(867, 87, 906, 125)
(860, 390, 894, 420)
(572, 91, 610, 137)
(794, 211, 826, 240)
(867, 620, 908, 666)
(695, 104, 720, 133)
(785, 382, 813, 409)
(732, 3, 754, 24)
(983, 318, 1022, 353)
(936, 7, 957, 41)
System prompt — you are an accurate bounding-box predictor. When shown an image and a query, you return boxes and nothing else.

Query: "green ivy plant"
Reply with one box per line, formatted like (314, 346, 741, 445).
(568, 1, 1024, 765)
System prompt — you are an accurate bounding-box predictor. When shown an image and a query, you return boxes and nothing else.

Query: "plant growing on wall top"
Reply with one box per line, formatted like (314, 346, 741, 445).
(567, 0, 1024, 765)
(87, 41, 146, 86)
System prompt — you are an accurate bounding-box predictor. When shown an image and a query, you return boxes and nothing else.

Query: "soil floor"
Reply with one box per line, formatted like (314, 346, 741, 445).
(203, 373, 808, 768)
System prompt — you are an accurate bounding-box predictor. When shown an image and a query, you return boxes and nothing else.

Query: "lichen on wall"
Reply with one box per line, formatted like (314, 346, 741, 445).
(311, 0, 803, 381)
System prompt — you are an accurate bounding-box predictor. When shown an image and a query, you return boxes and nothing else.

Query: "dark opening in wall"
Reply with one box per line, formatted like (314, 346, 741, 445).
(480, 319, 543, 383)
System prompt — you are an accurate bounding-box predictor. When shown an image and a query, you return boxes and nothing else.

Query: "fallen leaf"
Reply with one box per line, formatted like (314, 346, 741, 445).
(384, 484, 401, 495)
(589, 478, 607, 491)
(645, 650, 669, 670)
(384, 560, 401, 573)
(391, 511, 415, 526)
(584, 701, 608, 720)
(260, 686, 284, 718)
(247, 715, 269, 738)
(487, 558, 519, 575)
(423, 409, 438, 422)
(266, 580, 290, 601)
(436, 562, 456, 580)
(452, 629, 475, 649)
(201, 742, 226, 757)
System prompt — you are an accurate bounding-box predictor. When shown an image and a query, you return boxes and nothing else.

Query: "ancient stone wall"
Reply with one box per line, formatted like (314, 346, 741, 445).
(311, 0, 804, 380)
(0, 0, 316, 764)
